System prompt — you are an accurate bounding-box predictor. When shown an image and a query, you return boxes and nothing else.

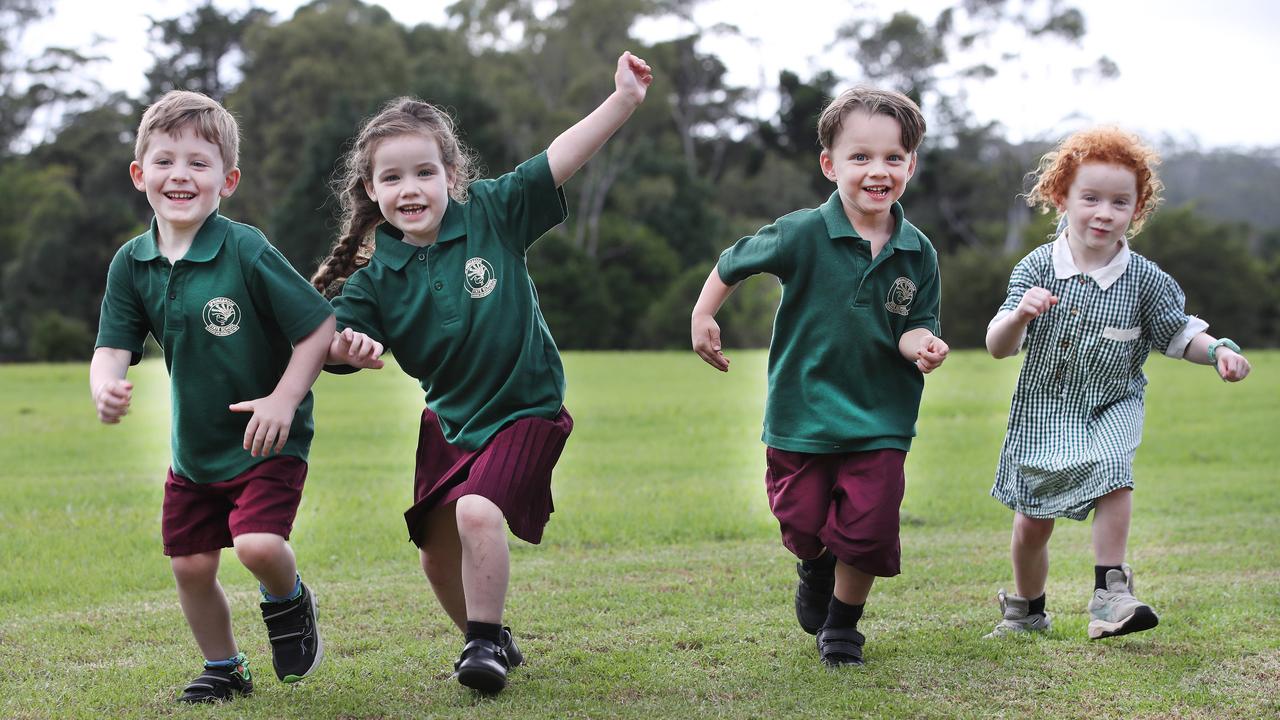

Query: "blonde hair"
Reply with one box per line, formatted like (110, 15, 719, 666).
(1027, 126, 1163, 236)
(817, 86, 926, 153)
(135, 90, 239, 170)
(311, 97, 478, 297)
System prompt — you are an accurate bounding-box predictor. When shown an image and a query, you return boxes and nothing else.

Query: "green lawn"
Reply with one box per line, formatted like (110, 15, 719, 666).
(1, 351, 1277, 719)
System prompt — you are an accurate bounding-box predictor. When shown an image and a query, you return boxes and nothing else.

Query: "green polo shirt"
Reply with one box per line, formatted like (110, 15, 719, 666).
(717, 195, 941, 453)
(96, 211, 335, 483)
(331, 152, 569, 451)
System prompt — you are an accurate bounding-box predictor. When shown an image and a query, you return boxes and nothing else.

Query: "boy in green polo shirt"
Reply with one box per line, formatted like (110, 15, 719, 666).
(90, 90, 335, 703)
(691, 86, 949, 668)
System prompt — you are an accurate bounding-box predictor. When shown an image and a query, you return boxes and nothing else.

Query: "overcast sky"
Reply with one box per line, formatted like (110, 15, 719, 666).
(18, 0, 1280, 150)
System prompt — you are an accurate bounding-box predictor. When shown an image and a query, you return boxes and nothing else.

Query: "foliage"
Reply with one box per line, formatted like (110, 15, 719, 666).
(1, 0, 1279, 361)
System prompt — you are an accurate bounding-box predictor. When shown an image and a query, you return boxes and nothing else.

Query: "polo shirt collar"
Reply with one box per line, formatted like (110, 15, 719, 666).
(818, 193, 920, 251)
(129, 211, 229, 263)
(371, 200, 468, 270)
(1051, 231, 1130, 290)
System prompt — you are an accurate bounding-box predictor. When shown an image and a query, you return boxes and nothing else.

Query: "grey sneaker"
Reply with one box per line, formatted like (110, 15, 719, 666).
(984, 589, 1051, 638)
(1087, 563, 1159, 639)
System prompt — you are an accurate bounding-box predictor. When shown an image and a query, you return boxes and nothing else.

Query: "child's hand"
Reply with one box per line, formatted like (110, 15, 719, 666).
(1216, 349, 1251, 382)
(915, 334, 950, 373)
(330, 327, 385, 369)
(615, 51, 653, 106)
(692, 314, 730, 372)
(1016, 287, 1058, 320)
(229, 394, 296, 457)
(93, 379, 133, 424)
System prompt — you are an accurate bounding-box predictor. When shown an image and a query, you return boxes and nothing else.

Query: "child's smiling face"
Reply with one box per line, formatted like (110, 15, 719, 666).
(364, 133, 454, 247)
(130, 127, 238, 235)
(1058, 162, 1138, 260)
(820, 110, 917, 224)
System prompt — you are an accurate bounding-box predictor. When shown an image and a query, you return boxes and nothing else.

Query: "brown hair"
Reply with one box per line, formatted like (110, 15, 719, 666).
(135, 90, 239, 170)
(817, 86, 926, 153)
(1027, 126, 1163, 236)
(311, 97, 478, 296)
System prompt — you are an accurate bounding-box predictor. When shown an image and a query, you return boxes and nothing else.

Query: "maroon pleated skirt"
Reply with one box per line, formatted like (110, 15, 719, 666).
(403, 406, 573, 546)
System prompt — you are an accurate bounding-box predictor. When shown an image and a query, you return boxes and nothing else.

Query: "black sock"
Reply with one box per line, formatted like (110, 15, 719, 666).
(1095, 565, 1122, 590)
(1028, 593, 1046, 617)
(465, 621, 502, 644)
(801, 551, 836, 576)
(824, 596, 864, 630)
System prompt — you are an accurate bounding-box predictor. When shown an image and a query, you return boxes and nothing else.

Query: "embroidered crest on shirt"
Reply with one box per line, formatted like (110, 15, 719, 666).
(203, 297, 241, 336)
(464, 257, 497, 299)
(885, 277, 916, 316)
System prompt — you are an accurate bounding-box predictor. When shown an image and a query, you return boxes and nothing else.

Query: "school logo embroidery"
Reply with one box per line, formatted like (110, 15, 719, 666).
(885, 277, 916, 316)
(202, 297, 241, 336)
(464, 257, 497, 299)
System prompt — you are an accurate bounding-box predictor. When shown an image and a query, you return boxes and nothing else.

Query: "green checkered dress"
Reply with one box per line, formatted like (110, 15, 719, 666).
(990, 237, 1206, 520)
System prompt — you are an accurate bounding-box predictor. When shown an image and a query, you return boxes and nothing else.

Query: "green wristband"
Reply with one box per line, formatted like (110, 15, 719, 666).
(1207, 337, 1240, 364)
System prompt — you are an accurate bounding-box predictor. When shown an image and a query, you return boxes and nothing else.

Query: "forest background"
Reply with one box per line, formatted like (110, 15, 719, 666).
(3, 0, 1279, 362)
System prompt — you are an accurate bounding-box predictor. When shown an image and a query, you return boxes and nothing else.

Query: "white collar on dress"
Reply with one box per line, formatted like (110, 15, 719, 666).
(1051, 231, 1130, 291)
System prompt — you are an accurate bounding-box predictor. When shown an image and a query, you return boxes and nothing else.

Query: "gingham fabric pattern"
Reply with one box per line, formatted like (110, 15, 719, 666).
(990, 240, 1203, 519)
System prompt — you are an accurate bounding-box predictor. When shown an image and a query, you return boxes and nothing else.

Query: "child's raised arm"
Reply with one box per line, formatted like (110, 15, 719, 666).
(546, 51, 652, 188)
(89, 347, 135, 424)
(987, 287, 1058, 358)
(690, 267, 737, 372)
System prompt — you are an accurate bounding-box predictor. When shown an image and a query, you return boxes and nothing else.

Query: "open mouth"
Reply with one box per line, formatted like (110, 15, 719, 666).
(863, 185, 890, 200)
(165, 191, 195, 201)
(399, 204, 426, 217)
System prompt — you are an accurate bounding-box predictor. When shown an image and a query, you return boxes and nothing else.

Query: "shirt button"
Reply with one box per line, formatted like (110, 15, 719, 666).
(434, 281, 443, 290)
(1078, 276, 1087, 285)
(1070, 307, 1079, 316)
(169, 292, 176, 299)
(418, 253, 426, 261)
(1060, 339, 1071, 349)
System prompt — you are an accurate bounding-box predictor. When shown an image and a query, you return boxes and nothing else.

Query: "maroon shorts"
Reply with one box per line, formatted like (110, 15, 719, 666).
(764, 447, 906, 577)
(404, 407, 573, 547)
(161, 456, 308, 557)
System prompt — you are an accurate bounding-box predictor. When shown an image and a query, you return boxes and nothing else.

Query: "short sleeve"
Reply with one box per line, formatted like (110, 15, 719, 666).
(330, 272, 386, 344)
(94, 245, 149, 364)
(481, 152, 569, 255)
(1140, 266, 1205, 358)
(904, 250, 941, 336)
(988, 253, 1042, 353)
(716, 221, 792, 285)
(247, 244, 334, 343)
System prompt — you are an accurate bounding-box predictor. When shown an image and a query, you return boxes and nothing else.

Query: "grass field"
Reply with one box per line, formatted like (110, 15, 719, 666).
(1, 351, 1277, 719)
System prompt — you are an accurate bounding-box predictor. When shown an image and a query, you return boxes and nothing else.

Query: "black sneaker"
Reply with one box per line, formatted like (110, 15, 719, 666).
(260, 582, 324, 682)
(795, 553, 836, 635)
(816, 626, 865, 668)
(177, 653, 253, 704)
(455, 632, 519, 694)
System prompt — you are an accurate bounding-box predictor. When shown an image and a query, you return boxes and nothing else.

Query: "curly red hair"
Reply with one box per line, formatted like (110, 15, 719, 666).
(1027, 127, 1164, 236)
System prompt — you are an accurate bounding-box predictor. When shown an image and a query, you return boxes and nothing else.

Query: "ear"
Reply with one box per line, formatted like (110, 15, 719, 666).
(129, 161, 146, 191)
(819, 150, 836, 182)
(363, 178, 377, 203)
(905, 151, 917, 181)
(219, 167, 241, 198)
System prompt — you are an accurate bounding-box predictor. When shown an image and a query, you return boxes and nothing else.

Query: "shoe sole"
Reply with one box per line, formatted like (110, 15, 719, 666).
(281, 589, 325, 683)
(457, 666, 506, 694)
(1087, 606, 1159, 639)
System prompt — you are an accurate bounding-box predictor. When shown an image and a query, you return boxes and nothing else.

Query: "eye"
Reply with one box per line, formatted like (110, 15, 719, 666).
(382, 173, 399, 183)
(888, 154, 903, 162)
(418, 168, 434, 178)
(1115, 198, 1130, 208)
(1082, 195, 1097, 203)
(852, 153, 868, 162)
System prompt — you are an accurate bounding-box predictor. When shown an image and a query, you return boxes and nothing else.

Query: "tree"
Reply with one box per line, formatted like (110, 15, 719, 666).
(143, 1, 272, 102)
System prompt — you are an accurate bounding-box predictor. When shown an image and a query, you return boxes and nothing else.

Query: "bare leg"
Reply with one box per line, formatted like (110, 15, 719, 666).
(1012, 513, 1055, 599)
(420, 500, 467, 632)
(232, 532, 298, 597)
(1091, 488, 1132, 566)
(455, 494, 510, 624)
(833, 561, 875, 605)
(171, 551, 237, 660)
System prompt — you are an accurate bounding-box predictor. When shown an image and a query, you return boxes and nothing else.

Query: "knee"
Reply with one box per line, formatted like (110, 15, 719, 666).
(455, 495, 504, 538)
(233, 534, 286, 572)
(1013, 514, 1054, 546)
(171, 552, 219, 587)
